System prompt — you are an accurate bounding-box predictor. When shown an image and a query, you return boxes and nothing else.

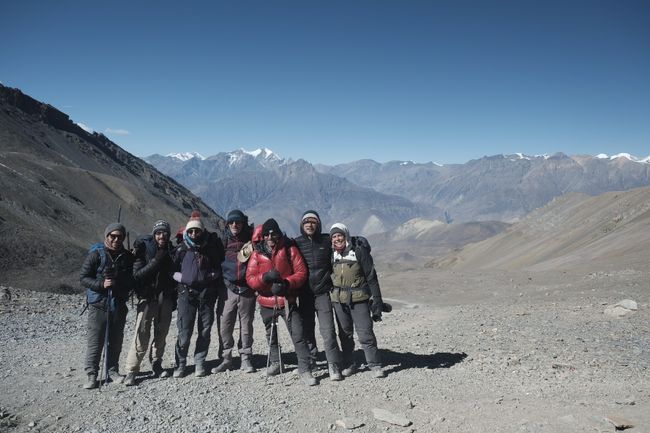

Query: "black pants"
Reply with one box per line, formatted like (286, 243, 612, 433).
(260, 303, 312, 373)
(175, 288, 217, 368)
(299, 292, 343, 365)
(85, 299, 128, 375)
(333, 301, 381, 369)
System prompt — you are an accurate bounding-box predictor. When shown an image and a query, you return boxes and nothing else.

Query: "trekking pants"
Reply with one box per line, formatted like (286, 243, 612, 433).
(333, 300, 381, 369)
(85, 299, 128, 375)
(216, 284, 256, 359)
(174, 287, 217, 368)
(125, 296, 174, 373)
(299, 292, 343, 365)
(260, 304, 312, 373)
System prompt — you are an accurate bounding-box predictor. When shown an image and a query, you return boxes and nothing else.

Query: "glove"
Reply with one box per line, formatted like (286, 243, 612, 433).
(370, 297, 383, 322)
(263, 269, 281, 284)
(154, 248, 168, 261)
(173, 272, 183, 283)
(103, 265, 116, 280)
(271, 280, 288, 296)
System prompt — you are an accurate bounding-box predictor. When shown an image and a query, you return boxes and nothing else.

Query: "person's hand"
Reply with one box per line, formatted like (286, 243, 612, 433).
(173, 272, 183, 283)
(154, 248, 168, 261)
(263, 269, 281, 284)
(103, 278, 114, 288)
(370, 297, 383, 322)
(271, 281, 288, 296)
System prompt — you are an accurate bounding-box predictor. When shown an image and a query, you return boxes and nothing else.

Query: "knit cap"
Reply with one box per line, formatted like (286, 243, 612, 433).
(262, 218, 281, 236)
(185, 211, 205, 232)
(151, 219, 171, 235)
(329, 222, 349, 239)
(226, 209, 247, 224)
(104, 223, 126, 238)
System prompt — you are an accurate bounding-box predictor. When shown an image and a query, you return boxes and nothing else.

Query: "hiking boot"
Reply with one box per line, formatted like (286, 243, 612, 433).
(240, 357, 256, 374)
(266, 362, 281, 377)
(328, 363, 342, 381)
(173, 365, 187, 378)
(151, 360, 163, 378)
(300, 371, 318, 386)
(160, 369, 171, 378)
(83, 374, 98, 390)
(341, 363, 357, 377)
(124, 372, 136, 386)
(194, 365, 208, 377)
(370, 366, 386, 378)
(211, 358, 233, 374)
(107, 369, 124, 384)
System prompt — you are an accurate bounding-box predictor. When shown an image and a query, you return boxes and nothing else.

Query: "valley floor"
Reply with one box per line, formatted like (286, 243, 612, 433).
(1, 268, 648, 433)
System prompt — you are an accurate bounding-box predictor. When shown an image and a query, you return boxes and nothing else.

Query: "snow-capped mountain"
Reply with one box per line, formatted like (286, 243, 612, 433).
(167, 151, 205, 161)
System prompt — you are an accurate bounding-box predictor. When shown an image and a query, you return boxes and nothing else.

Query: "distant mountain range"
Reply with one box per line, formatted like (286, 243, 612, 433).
(147, 148, 650, 235)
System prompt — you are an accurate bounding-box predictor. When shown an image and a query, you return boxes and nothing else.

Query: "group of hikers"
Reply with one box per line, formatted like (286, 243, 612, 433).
(80, 209, 387, 389)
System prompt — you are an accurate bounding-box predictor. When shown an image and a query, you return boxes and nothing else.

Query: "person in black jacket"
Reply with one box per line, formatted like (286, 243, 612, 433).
(123, 220, 176, 386)
(171, 211, 225, 378)
(80, 223, 135, 389)
(294, 210, 343, 381)
(329, 222, 386, 379)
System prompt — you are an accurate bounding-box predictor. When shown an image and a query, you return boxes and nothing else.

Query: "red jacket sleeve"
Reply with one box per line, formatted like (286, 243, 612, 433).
(285, 245, 308, 291)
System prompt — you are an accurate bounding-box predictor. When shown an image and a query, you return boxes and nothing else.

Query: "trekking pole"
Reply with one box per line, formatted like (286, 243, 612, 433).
(265, 302, 279, 384)
(275, 296, 284, 376)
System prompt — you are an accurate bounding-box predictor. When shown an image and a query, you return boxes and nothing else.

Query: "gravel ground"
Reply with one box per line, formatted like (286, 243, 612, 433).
(1, 268, 648, 433)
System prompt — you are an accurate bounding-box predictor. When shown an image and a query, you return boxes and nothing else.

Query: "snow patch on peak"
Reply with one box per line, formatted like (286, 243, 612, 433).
(167, 152, 205, 161)
(244, 147, 279, 160)
(596, 153, 649, 163)
(595, 153, 609, 159)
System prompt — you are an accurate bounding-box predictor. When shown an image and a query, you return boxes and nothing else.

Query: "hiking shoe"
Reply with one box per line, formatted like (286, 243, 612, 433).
(194, 365, 208, 377)
(211, 359, 233, 374)
(370, 366, 386, 378)
(300, 372, 318, 386)
(151, 360, 163, 377)
(341, 363, 357, 377)
(173, 365, 187, 379)
(83, 374, 98, 390)
(107, 369, 124, 384)
(266, 362, 281, 377)
(240, 358, 256, 374)
(124, 372, 136, 386)
(159, 369, 171, 378)
(328, 363, 342, 381)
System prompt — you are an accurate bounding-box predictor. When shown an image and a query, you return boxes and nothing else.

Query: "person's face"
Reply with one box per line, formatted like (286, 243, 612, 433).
(187, 228, 203, 241)
(302, 218, 318, 236)
(229, 220, 243, 236)
(264, 232, 280, 250)
(154, 230, 169, 248)
(106, 231, 124, 249)
(331, 233, 346, 250)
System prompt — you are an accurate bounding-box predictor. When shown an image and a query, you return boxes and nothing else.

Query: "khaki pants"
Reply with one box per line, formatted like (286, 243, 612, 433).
(217, 284, 256, 359)
(125, 297, 174, 373)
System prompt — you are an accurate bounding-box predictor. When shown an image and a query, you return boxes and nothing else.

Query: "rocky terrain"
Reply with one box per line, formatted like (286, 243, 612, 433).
(1, 265, 647, 433)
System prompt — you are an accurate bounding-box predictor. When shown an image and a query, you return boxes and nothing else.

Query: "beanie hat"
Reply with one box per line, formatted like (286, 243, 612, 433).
(185, 210, 205, 232)
(104, 222, 126, 238)
(262, 218, 281, 236)
(301, 210, 321, 224)
(329, 222, 349, 239)
(152, 219, 171, 236)
(226, 209, 247, 224)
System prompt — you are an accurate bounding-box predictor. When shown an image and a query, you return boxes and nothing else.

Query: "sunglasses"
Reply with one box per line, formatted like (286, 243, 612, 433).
(263, 232, 280, 238)
(228, 220, 243, 225)
(187, 228, 203, 234)
(107, 233, 124, 240)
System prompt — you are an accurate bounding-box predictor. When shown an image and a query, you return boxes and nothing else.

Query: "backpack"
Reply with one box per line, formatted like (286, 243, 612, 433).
(85, 242, 108, 305)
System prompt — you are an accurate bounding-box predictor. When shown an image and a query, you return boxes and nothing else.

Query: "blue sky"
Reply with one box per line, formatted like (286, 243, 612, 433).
(2, 0, 649, 165)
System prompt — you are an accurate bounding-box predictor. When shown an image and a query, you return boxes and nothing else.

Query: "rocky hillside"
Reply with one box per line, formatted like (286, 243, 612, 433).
(430, 185, 650, 272)
(0, 85, 224, 290)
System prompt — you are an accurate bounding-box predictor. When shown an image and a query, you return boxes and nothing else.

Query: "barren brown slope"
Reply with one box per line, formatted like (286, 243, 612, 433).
(0, 85, 224, 290)
(430, 186, 650, 272)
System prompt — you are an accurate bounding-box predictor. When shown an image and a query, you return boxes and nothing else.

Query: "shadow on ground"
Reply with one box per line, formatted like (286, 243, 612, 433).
(380, 349, 467, 374)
